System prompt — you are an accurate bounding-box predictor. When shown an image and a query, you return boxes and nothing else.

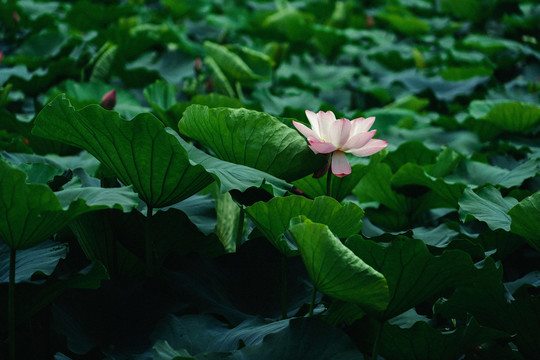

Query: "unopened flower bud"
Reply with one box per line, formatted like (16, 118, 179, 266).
(194, 58, 203, 75)
(366, 15, 374, 28)
(100, 89, 117, 110)
(205, 77, 214, 93)
(12, 11, 20, 23)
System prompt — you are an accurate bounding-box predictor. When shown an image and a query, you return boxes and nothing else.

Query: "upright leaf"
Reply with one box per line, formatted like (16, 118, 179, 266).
(32, 95, 214, 208)
(178, 105, 325, 181)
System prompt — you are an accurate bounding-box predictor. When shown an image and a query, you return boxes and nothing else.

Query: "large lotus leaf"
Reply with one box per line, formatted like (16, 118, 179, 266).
(0, 240, 67, 283)
(380, 316, 508, 360)
(469, 100, 540, 133)
(204, 41, 265, 82)
(459, 187, 518, 231)
(153, 317, 365, 360)
(435, 271, 540, 359)
(384, 141, 437, 173)
(69, 211, 143, 278)
(0, 160, 138, 250)
(152, 314, 290, 355)
(508, 192, 540, 251)
(32, 94, 214, 208)
(447, 159, 540, 188)
(392, 163, 466, 209)
(245, 196, 364, 256)
(290, 218, 388, 311)
(276, 54, 358, 90)
(353, 163, 408, 212)
(379, 69, 489, 102)
(178, 104, 325, 181)
(345, 235, 500, 320)
(292, 163, 369, 203)
(45, 80, 149, 120)
(172, 132, 291, 197)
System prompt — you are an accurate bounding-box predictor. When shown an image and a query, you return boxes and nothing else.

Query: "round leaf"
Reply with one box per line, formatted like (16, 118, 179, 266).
(178, 104, 325, 181)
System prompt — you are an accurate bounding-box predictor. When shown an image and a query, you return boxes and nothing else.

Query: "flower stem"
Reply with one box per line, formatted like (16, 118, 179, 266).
(8, 247, 16, 360)
(371, 321, 384, 360)
(235, 206, 244, 249)
(308, 286, 317, 317)
(326, 171, 332, 198)
(281, 256, 287, 319)
(145, 205, 154, 276)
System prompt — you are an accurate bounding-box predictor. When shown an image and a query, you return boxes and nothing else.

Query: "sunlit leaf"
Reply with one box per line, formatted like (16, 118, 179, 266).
(178, 104, 325, 181)
(32, 94, 214, 208)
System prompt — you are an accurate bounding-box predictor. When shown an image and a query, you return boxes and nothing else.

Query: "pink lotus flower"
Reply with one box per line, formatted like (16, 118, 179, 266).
(293, 110, 388, 177)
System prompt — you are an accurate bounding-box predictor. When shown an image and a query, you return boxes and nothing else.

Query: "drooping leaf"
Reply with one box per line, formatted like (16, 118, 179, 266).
(178, 104, 325, 181)
(290, 218, 388, 311)
(246, 196, 364, 256)
(0, 240, 68, 283)
(174, 132, 291, 197)
(345, 235, 500, 319)
(459, 187, 518, 231)
(32, 94, 214, 208)
(0, 159, 138, 249)
(152, 314, 290, 355)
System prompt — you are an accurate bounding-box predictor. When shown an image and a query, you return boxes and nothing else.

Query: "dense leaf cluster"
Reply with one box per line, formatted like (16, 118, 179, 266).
(0, 0, 539, 359)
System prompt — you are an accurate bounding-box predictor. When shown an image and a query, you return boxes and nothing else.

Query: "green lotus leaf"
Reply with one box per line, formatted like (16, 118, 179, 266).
(246, 195, 364, 256)
(380, 316, 508, 360)
(469, 100, 540, 134)
(32, 94, 214, 208)
(0, 240, 68, 283)
(508, 192, 540, 251)
(459, 187, 518, 231)
(289, 218, 388, 311)
(0, 159, 138, 250)
(345, 235, 500, 319)
(353, 163, 408, 212)
(435, 270, 540, 358)
(204, 41, 264, 82)
(178, 104, 325, 181)
(173, 132, 291, 196)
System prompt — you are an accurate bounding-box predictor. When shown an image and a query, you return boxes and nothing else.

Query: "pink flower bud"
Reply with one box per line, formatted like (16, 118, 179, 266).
(205, 77, 214, 93)
(194, 58, 203, 75)
(12, 11, 20, 23)
(100, 89, 117, 110)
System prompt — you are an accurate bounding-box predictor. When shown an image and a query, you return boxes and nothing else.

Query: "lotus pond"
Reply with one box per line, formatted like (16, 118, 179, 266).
(0, 0, 539, 359)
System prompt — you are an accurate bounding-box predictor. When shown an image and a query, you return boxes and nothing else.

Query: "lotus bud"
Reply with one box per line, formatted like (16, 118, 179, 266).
(100, 89, 117, 110)
(194, 57, 203, 75)
(12, 11, 20, 23)
(205, 77, 214, 93)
